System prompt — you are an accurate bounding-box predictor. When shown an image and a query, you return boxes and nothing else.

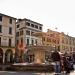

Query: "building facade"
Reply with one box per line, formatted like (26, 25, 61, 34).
(16, 18, 43, 62)
(33, 29, 75, 54)
(0, 13, 75, 64)
(59, 32, 75, 53)
(0, 13, 16, 64)
(33, 29, 75, 62)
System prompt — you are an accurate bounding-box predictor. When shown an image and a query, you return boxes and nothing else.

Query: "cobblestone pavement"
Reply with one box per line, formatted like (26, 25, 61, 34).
(0, 71, 75, 75)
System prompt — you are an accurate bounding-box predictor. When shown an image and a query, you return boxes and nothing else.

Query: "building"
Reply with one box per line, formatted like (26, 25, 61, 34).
(16, 19, 75, 63)
(33, 29, 75, 62)
(1, 13, 75, 64)
(0, 13, 16, 64)
(16, 18, 43, 62)
(34, 29, 75, 53)
(59, 32, 75, 53)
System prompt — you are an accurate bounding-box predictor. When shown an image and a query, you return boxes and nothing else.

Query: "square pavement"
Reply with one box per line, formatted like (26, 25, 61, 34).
(0, 71, 75, 75)
(36, 71, 75, 75)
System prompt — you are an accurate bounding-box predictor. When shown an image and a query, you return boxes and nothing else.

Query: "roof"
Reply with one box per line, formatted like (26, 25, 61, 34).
(24, 18, 43, 26)
(17, 18, 43, 26)
(0, 13, 17, 19)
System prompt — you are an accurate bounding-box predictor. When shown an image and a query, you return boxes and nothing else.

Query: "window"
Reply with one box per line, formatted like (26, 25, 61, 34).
(31, 24, 34, 27)
(35, 39, 37, 45)
(9, 18, 12, 24)
(42, 37, 45, 41)
(69, 38, 72, 45)
(9, 39, 11, 46)
(27, 38, 29, 45)
(31, 31, 34, 36)
(35, 25, 38, 29)
(21, 38, 23, 44)
(16, 40, 19, 46)
(20, 30, 23, 35)
(20, 38, 23, 47)
(31, 39, 34, 45)
(52, 39, 56, 43)
(26, 22, 30, 26)
(73, 39, 75, 45)
(0, 37, 1, 46)
(57, 40, 59, 44)
(62, 38, 64, 43)
(39, 26, 42, 30)
(47, 38, 51, 42)
(66, 38, 68, 44)
(16, 32, 19, 37)
(58, 46, 60, 51)
(0, 16, 2, 21)
(70, 47, 72, 51)
(26, 30, 30, 35)
(0, 25, 2, 33)
(17, 24, 20, 28)
(9, 27, 12, 34)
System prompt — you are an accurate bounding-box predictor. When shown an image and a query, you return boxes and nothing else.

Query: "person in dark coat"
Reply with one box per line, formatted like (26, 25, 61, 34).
(51, 50, 61, 74)
(62, 56, 71, 74)
(72, 53, 75, 64)
(67, 56, 74, 71)
(51, 50, 60, 61)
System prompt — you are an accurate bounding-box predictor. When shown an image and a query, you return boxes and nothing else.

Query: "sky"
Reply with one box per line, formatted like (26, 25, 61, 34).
(0, 0, 75, 37)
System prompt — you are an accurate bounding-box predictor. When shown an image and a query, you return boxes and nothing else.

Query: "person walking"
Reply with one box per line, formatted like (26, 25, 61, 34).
(51, 50, 61, 74)
(62, 56, 71, 75)
(67, 56, 74, 71)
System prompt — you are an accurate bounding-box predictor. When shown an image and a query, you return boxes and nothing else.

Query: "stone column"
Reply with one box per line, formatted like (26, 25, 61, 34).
(3, 52, 5, 64)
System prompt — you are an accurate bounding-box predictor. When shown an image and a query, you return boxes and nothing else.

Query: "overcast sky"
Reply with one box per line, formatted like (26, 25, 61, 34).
(0, 0, 75, 37)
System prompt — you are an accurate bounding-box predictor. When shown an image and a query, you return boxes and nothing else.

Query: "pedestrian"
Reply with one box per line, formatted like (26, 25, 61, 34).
(67, 56, 74, 71)
(72, 52, 75, 64)
(62, 56, 71, 74)
(51, 50, 61, 74)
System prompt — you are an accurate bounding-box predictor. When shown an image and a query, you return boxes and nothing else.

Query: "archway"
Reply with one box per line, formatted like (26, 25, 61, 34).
(5, 49, 13, 64)
(0, 48, 3, 64)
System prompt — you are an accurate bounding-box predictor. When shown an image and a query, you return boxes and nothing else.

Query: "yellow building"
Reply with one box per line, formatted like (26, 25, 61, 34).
(33, 29, 75, 54)
(59, 32, 75, 53)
